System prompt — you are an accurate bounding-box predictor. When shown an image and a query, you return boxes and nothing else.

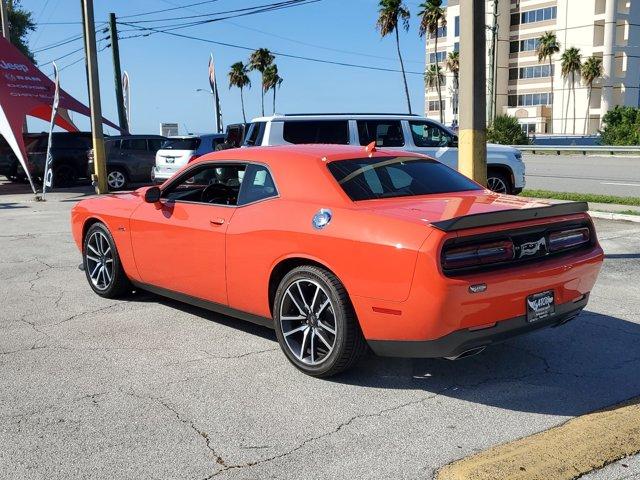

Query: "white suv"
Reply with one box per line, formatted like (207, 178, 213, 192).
(243, 114, 525, 194)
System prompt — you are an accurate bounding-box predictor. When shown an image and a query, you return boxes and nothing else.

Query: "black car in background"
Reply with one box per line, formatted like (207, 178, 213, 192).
(0, 134, 46, 182)
(87, 135, 167, 190)
(25, 132, 93, 187)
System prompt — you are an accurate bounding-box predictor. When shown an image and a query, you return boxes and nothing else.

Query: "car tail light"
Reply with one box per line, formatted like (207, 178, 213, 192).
(548, 227, 590, 252)
(443, 240, 514, 270)
(188, 154, 200, 163)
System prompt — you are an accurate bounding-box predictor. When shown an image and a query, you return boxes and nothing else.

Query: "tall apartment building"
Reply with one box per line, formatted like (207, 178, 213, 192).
(424, 0, 640, 135)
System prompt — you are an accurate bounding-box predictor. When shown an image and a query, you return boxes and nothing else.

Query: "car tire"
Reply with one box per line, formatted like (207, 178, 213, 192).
(83, 222, 131, 298)
(273, 265, 367, 377)
(487, 170, 512, 195)
(52, 164, 77, 188)
(107, 167, 128, 190)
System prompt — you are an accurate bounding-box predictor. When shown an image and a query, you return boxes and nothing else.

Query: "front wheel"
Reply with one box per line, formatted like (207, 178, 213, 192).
(83, 223, 131, 298)
(273, 265, 367, 377)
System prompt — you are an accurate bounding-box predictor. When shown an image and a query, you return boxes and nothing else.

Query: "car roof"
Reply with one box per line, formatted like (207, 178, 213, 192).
(250, 113, 426, 122)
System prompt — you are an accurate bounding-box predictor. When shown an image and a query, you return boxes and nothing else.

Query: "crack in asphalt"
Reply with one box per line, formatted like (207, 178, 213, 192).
(203, 387, 452, 478)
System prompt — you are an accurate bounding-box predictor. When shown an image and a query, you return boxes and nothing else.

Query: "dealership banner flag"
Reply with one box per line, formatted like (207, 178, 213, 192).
(122, 71, 131, 129)
(0, 36, 122, 194)
(41, 62, 60, 198)
(208, 53, 223, 134)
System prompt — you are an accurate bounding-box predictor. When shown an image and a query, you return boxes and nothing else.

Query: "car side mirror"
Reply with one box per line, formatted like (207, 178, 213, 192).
(144, 186, 161, 203)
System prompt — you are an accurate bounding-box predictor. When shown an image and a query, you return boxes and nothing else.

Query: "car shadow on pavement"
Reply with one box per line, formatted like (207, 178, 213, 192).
(125, 289, 640, 416)
(0, 202, 28, 209)
(337, 311, 640, 416)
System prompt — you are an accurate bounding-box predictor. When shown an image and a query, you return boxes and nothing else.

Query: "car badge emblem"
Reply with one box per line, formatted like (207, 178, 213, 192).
(519, 237, 546, 258)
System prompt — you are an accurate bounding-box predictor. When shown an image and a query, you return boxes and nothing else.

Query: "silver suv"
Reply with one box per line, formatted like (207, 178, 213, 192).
(244, 114, 525, 194)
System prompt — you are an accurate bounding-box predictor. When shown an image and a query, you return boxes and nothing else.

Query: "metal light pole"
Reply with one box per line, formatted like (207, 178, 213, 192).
(81, 0, 108, 194)
(459, 0, 487, 186)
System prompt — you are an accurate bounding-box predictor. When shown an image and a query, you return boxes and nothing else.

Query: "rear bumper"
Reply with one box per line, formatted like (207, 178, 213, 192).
(367, 294, 588, 358)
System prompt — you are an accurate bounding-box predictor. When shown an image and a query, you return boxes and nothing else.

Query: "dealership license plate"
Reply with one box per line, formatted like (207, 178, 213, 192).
(526, 290, 555, 322)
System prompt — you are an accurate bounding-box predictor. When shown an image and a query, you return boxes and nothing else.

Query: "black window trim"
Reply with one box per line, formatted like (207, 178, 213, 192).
(159, 160, 280, 208)
(355, 119, 406, 148)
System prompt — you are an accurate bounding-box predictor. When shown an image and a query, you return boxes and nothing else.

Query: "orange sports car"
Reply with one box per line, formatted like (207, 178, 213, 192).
(71, 145, 603, 377)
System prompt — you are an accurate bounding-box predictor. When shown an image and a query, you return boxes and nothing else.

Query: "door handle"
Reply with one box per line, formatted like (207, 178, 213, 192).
(210, 217, 225, 226)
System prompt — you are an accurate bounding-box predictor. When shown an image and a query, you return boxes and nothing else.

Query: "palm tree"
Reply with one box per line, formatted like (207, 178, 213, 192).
(377, 0, 412, 114)
(248, 48, 275, 116)
(581, 56, 603, 134)
(445, 51, 460, 122)
(537, 32, 561, 133)
(418, 0, 447, 123)
(228, 61, 251, 123)
(263, 64, 283, 114)
(424, 64, 444, 90)
(560, 47, 582, 134)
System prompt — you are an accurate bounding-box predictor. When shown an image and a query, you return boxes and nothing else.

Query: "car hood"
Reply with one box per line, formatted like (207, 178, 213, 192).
(486, 143, 520, 155)
(355, 190, 552, 226)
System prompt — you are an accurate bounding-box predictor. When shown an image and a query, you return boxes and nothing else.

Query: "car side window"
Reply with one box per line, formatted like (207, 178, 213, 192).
(409, 121, 453, 148)
(162, 163, 246, 206)
(357, 120, 404, 147)
(237, 164, 278, 205)
(244, 122, 266, 146)
(147, 139, 164, 152)
(121, 138, 147, 150)
(282, 120, 349, 144)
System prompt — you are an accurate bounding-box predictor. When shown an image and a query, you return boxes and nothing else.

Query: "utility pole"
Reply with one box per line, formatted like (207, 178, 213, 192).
(109, 13, 128, 133)
(81, 0, 108, 194)
(0, 0, 9, 40)
(459, 0, 487, 186)
(487, 0, 499, 125)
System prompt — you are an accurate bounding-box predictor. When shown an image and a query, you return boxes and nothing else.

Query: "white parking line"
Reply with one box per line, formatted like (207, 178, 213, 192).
(601, 182, 640, 187)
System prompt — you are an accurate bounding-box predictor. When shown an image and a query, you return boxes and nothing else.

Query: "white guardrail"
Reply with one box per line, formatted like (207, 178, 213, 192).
(512, 145, 640, 155)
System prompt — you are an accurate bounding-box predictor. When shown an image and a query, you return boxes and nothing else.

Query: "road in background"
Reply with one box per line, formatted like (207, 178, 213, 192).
(523, 154, 640, 197)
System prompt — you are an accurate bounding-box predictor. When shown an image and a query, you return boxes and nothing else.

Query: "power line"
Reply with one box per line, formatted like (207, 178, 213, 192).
(123, 0, 319, 24)
(119, 0, 224, 19)
(117, 22, 424, 76)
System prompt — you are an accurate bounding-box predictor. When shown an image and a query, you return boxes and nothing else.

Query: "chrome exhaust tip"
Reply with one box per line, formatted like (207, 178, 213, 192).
(445, 346, 486, 361)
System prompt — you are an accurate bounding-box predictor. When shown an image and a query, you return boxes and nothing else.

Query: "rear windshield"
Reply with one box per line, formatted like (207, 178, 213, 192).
(161, 138, 200, 150)
(327, 157, 481, 201)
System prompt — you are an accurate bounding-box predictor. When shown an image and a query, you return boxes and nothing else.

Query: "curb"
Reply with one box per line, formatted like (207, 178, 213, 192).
(588, 210, 640, 223)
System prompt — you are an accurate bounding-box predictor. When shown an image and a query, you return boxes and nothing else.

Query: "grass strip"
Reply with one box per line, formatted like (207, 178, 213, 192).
(521, 189, 640, 207)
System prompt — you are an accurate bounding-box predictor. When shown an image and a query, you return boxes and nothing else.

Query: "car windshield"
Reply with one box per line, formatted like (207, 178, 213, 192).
(161, 138, 200, 150)
(327, 157, 482, 201)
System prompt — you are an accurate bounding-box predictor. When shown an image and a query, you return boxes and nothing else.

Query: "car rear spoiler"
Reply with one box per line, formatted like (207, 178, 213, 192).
(430, 201, 589, 232)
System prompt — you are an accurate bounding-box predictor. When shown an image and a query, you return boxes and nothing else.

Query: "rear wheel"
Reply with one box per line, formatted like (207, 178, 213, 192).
(487, 170, 512, 195)
(107, 167, 128, 190)
(83, 223, 131, 298)
(273, 265, 367, 377)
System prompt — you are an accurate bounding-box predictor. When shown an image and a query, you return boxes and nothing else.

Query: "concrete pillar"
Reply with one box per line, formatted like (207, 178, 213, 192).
(459, 0, 487, 186)
(601, 0, 617, 117)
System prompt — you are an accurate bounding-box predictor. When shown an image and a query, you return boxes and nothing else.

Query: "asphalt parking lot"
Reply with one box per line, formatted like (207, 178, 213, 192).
(1, 186, 640, 480)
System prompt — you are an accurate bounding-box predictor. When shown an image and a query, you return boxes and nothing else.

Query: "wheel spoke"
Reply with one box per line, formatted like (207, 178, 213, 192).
(103, 246, 111, 256)
(103, 265, 112, 282)
(316, 329, 332, 350)
(286, 290, 306, 316)
(86, 254, 100, 262)
(317, 320, 335, 335)
(299, 327, 310, 360)
(310, 285, 320, 311)
(316, 298, 330, 316)
(87, 244, 100, 256)
(296, 282, 310, 310)
(310, 330, 316, 364)
(281, 315, 305, 321)
(283, 325, 307, 337)
(89, 263, 101, 280)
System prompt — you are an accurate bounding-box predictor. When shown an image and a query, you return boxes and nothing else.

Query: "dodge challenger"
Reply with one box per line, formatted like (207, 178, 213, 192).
(71, 144, 603, 377)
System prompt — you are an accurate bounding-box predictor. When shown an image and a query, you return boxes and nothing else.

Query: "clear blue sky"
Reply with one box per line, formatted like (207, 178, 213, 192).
(23, 0, 428, 135)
